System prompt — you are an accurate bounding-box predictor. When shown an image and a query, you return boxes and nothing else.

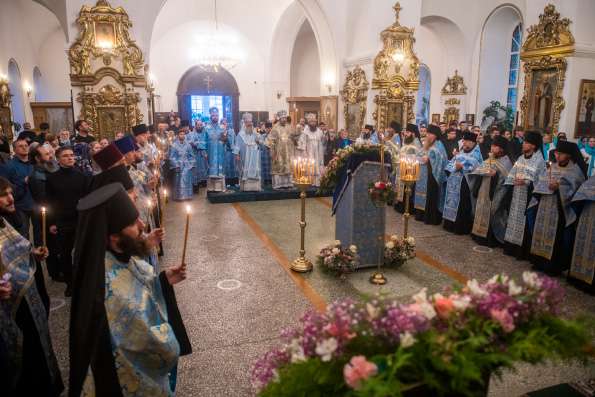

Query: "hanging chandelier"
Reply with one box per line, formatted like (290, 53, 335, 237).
(193, 0, 244, 71)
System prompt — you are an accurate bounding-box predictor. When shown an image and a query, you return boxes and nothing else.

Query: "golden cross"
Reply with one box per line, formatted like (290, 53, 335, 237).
(204, 75, 213, 93)
(393, 2, 402, 22)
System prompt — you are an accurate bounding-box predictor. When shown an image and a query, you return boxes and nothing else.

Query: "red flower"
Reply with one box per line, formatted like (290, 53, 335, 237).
(374, 181, 386, 190)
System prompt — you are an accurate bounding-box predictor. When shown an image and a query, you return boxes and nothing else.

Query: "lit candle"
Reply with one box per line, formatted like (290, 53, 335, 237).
(163, 188, 168, 204)
(146, 199, 153, 231)
(41, 206, 46, 248)
(181, 205, 191, 265)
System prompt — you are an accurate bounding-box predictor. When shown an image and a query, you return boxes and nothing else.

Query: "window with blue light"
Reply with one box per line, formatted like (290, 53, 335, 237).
(507, 24, 522, 114)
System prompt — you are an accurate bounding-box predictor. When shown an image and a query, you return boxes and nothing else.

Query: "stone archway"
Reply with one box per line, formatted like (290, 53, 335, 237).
(176, 65, 240, 131)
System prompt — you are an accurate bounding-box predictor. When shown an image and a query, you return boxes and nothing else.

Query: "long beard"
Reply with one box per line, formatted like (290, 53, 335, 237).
(404, 136, 414, 144)
(308, 125, 317, 132)
(117, 232, 152, 258)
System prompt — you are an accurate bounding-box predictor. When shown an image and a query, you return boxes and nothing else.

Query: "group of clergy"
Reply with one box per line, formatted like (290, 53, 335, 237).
(387, 123, 593, 290)
(2, 122, 192, 396)
(164, 107, 329, 198)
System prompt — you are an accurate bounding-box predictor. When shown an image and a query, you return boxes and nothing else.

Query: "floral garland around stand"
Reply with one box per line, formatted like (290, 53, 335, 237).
(368, 180, 395, 207)
(317, 240, 359, 278)
(384, 234, 415, 268)
(318, 143, 382, 194)
(251, 272, 594, 397)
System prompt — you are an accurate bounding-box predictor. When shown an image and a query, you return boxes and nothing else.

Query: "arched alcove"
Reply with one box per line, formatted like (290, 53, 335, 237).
(416, 64, 431, 126)
(177, 66, 240, 131)
(476, 5, 523, 125)
(8, 59, 25, 128)
(290, 20, 320, 96)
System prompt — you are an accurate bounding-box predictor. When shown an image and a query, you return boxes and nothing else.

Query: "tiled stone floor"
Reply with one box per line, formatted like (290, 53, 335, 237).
(46, 192, 595, 396)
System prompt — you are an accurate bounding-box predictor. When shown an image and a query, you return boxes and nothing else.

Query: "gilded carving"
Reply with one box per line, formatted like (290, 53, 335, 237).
(0, 79, 11, 108)
(443, 107, 459, 124)
(68, 0, 145, 79)
(77, 84, 143, 138)
(521, 4, 575, 59)
(519, 5, 573, 132)
(372, 2, 420, 130)
(441, 70, 467, 95)
(445, 98, 460, 106)
(340, 66, 369, 138)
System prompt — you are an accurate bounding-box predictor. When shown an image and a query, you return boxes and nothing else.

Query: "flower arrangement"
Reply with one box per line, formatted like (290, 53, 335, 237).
(316, 240, 358, 277)
(368, 180, 395, 207)
(318, 143, 382, 194)
(251, 272, 594, 397)
(384, 235, 415, 268)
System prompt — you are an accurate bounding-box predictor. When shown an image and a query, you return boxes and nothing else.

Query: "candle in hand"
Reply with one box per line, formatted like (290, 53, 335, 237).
(181, 205, 191, 265)
(41, 207, 46, 248)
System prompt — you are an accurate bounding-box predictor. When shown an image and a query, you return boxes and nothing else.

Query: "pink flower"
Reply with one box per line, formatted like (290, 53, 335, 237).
(434, 297, 455, 319)
(490, 308, 515, 333)
(343, 356, 378, 389)
(374, 181, 386, 190)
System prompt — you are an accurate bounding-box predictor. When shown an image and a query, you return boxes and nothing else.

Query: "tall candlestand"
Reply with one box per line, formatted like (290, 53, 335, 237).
(400, 154, 420, 240)
(370, 140, 387, 285)
(291, 158, 313, 273)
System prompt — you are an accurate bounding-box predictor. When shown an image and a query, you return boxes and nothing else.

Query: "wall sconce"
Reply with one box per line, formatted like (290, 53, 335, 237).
(322, 73, 335, 95)
(0, 74, 7, 83)
(276, 90, 283, 99)
(147, 72, 157, 90)
(392, 49, 405, 65)
(23, 82, 32, 98)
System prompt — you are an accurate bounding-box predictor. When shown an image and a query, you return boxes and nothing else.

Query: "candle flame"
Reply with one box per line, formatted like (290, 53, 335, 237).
(147, 199, 152, 208)
(185, 205, 191, 214)
(41, 206, 46, 213)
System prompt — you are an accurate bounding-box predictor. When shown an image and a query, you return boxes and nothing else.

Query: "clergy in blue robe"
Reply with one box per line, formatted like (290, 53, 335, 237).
(568, 176, 595, 290)
(234, 113, 262, 191)
(0, 177, 63, 396)
(443, 131, 483, 235)
(222, 118, 238, 186)
(169, 131, 195, 201)
(205, 107, 230, 192)
(529, 141, 587, 275)
(414, 124, 448, 225)
(469, 136, 513, 247)
(188, 120, 209, 186)
(503, 131, 546, 259)
(70, 184, 191, 397)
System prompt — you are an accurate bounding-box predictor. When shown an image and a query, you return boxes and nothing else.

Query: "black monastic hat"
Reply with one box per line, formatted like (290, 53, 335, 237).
(462, 131, 477, 142)
(132, 124, 149, 136)
(427, 124, 441, 137)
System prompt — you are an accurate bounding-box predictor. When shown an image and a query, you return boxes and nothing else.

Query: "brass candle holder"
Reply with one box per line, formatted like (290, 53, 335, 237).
(370, 139, 388, 285)
(291, 158, 314, 273)
(399, 154, 420, 239)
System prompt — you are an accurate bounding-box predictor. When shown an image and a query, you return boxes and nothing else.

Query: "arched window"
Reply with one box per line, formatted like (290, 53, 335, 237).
(416, 64, 431, 126)
(506, 24, 522, 114)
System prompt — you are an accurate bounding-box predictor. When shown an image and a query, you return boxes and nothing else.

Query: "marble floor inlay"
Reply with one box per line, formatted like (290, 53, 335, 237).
(45, 192, 595, 397)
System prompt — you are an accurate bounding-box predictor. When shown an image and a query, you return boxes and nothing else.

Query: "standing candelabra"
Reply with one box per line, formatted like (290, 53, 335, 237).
(370, 138, 388, 285)
(291, 157, 315, 273)
(399, 155, 420, 239)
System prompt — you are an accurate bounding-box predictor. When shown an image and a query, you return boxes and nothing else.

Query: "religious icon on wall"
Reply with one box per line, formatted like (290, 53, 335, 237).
(97, 107, 125, 140)
(94, 22, 116, 48)
(465, 114, 475, 125)
(431, 113, 441, 125)
(527, 68, 558, 132)
(387, 102, 404, 128)
(0, 107, 12, 140)
(320, 96, 338, 130)
(575, 79, 595, 138)
(346, 103, 363, 138)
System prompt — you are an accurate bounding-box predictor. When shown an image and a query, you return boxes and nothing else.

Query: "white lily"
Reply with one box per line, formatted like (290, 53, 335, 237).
(315, 338, 338, 362)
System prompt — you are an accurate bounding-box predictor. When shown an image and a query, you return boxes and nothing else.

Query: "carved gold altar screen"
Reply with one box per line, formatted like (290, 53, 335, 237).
(441, 70, 467, 124)
(519, 4, 574, 133)
(68, 0, 148, 139)
(372, 2, 420, 131)
(0, 77, 13, 140)
(341, 66, 369, 139)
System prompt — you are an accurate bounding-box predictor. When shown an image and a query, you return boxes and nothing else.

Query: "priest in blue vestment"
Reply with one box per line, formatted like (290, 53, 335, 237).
(169, 130, 196, 201)
(503, 131, 546, 259)
(234, 113, 262, 191)
(205, 107, 230, 192)
(528, 141, 587, 275)
(69, 183, 191, 397)
(442, 131, 483, 235)
(414, 124, 448, 225)
(0, 177, 63, 396)
(187, 120, 208, 189)
(568, 175, 595, 291)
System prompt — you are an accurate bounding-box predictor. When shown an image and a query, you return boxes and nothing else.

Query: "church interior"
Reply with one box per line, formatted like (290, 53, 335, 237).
(1, 0, 595, 396)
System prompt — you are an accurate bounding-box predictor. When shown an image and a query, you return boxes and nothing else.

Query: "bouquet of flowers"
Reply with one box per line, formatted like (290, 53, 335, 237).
(368, 180, 395, 207)
(384, 235, 415, 267)
(252, 272, 594, 397)
(316, 240, 358, 277)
